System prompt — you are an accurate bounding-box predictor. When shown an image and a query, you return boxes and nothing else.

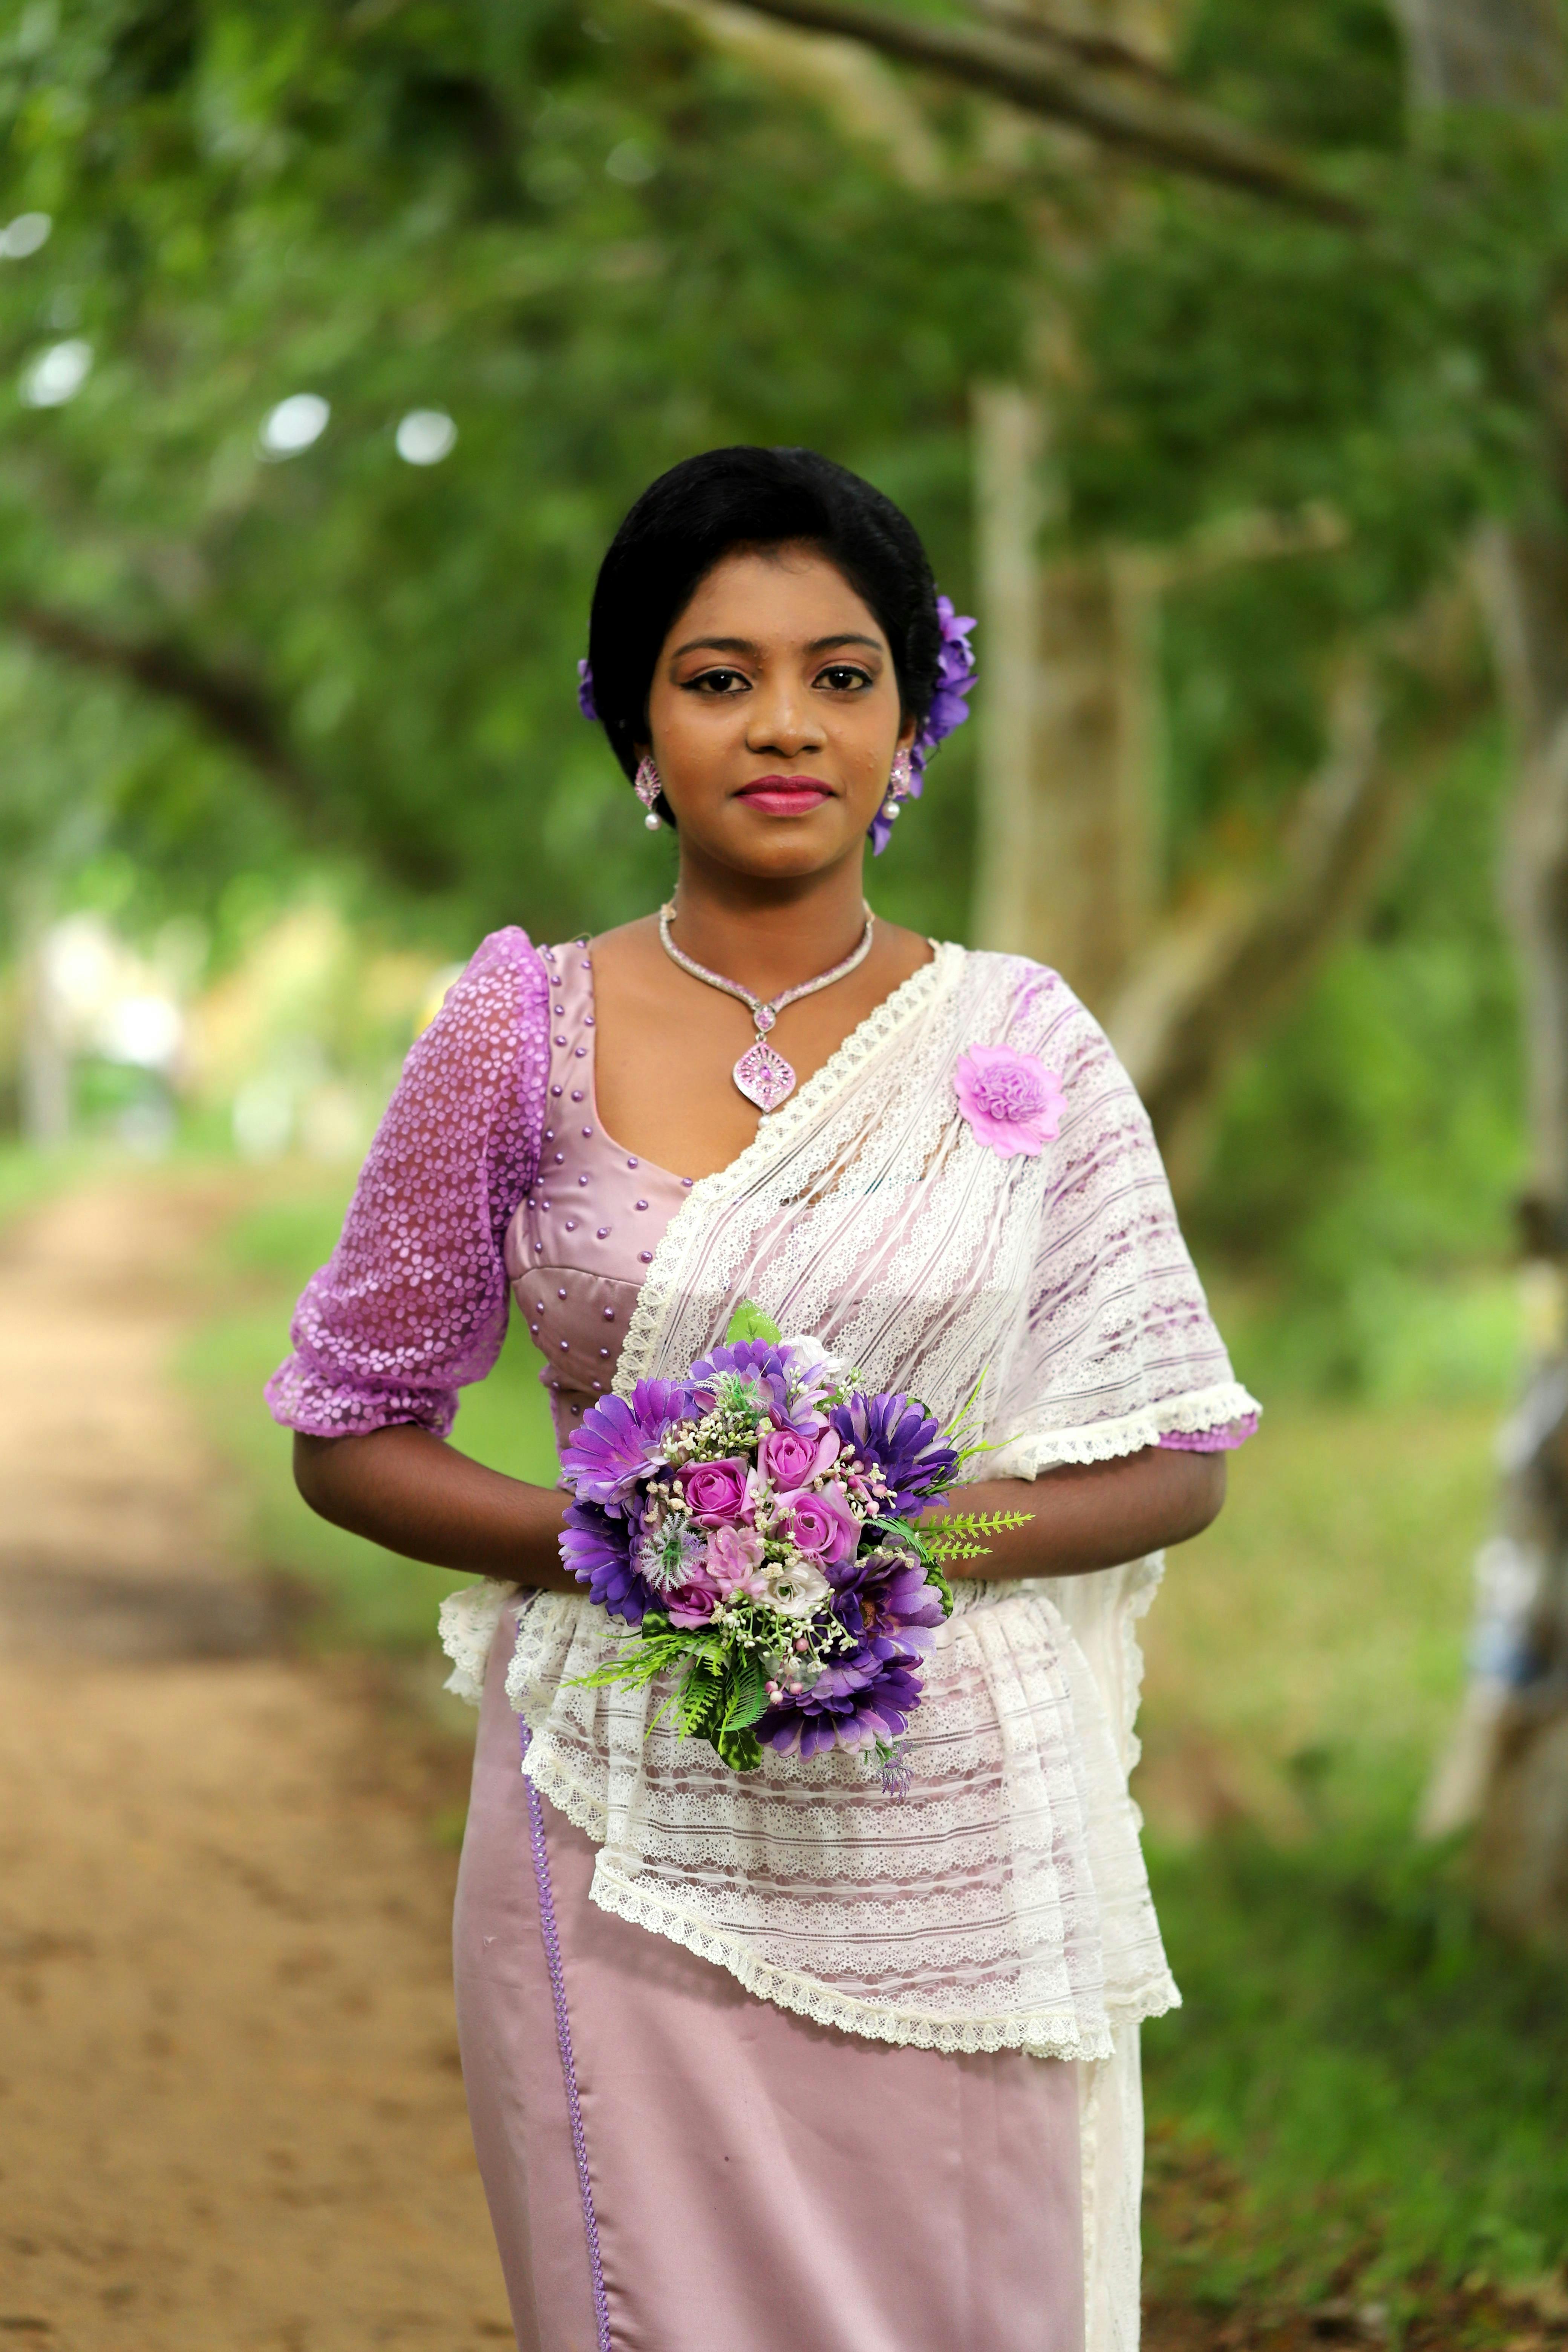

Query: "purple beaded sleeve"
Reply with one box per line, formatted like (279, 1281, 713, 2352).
(265, 927, 550, 1440)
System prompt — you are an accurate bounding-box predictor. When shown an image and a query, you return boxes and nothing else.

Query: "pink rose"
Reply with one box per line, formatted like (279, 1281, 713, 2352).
(665, 1568, 720, 1628)
(758, 1424, 841, 1493)
(705, 1522, 769, 1600)
(780, 1482, 861, 1567)
(953, 1045, 1065, 1158)
(678, 1458, 751, 1526)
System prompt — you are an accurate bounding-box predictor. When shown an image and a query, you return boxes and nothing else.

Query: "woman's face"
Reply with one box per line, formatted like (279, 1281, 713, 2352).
(641, 543, 916, 881)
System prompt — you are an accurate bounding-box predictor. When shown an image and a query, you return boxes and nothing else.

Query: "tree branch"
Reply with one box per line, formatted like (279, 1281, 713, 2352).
(1106, 609, 1479, 1193)
(964, 0, 1179, 91)
(706, 0, 1364, 222)
(6, 602, 316, 815)
(6, 601, 462, 891)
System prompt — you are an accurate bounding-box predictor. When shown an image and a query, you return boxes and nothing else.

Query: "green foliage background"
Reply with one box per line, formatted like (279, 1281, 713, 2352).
(6, 0, 1568, 2322)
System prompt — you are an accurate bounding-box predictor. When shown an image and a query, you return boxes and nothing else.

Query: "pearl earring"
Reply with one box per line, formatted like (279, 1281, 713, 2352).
(634, 755, 664, 831)
(879, 747, 915, 829)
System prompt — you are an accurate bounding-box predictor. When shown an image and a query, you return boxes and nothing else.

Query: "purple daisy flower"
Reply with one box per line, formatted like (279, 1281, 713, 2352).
(631, 1375, 698, 1430)
(561, 1500, 659, 1626)
(757, 1649, 927, 1759)
(830, 1544, 946, 1656)
(560, 1395, 659, 1514)
(686, 1339, 822, 1428)
(560, 1382, 693, 1513)
(577, 658, 597, 720)
(829, 1392, 959, 1519)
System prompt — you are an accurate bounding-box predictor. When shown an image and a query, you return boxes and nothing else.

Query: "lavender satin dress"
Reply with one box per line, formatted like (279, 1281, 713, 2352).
(452, 943, 1084, 2352)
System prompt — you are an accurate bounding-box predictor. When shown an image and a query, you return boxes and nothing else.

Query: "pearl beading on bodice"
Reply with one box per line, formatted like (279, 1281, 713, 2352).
(503, 941, 693, 1452)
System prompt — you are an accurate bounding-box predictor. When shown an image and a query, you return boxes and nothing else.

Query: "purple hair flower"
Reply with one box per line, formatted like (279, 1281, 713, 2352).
(913, 596, 976, 776)
(577, 658, 598, 720)
(867, 592, 975, 854)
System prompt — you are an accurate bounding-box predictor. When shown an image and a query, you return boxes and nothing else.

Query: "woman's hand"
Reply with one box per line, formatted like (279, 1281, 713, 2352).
(292, 1426, 581, 1593)
(928, 1447, 1225, 1581)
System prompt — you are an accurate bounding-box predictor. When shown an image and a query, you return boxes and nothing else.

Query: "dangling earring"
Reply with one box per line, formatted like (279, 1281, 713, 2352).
(634, 755, 664, 831)
(879, 747, 915, 828)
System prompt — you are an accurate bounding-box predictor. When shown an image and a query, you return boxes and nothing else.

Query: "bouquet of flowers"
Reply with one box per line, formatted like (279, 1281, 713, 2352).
(558, 1303, 1029, 1774)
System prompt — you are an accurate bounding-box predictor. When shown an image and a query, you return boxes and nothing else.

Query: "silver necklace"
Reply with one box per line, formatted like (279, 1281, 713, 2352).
(658, 899, 875, 1115)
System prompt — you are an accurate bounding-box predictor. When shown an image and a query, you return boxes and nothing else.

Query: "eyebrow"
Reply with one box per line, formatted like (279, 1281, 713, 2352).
(669, 632, 885, 660)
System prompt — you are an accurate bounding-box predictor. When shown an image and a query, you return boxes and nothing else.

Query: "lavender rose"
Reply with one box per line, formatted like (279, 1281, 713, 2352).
(678, 1457, 752, 1527)
(665, 1564, 722, 1628)
(706, 1522, 769, 1600)
(757, 1424, 841, 1494)
(779, 1481, 861, 1568)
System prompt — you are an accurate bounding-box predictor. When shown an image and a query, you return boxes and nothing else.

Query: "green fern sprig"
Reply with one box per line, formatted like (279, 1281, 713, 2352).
(568, 1615, 770, 1770)
(917, 1508, 1034, 1562)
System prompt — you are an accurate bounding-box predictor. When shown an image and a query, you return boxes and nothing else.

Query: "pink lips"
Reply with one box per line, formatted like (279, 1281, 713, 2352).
(736, 774, 833, 817)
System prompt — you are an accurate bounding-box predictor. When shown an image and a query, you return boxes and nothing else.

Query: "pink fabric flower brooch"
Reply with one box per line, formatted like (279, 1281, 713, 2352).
(953, 1045, 1066, 1158)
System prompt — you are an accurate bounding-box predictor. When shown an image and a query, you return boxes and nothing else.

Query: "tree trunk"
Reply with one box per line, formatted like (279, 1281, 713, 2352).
(1392, 0, 1565, 108)
(15, 872, 70, 1151)
(971, 381, 1046, 959)
(969, 381, 1161, 1008)
(1402, 0, 1568, 1939)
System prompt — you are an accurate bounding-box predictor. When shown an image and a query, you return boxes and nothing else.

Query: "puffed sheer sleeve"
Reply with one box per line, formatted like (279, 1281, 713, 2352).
(984, 971, 1259, 1476)
(265, 927, 550, 1440)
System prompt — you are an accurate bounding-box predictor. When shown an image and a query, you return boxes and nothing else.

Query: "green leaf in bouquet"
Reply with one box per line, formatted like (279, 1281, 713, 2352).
(675, 1660, 725, 1739)
(716, 1723, 764, 1772)
(925, 1559, 956, 1617)
(721, 1653, 768, 1737)
(568, 1629, 691, 1692)
(918, 1508, 1035, 1562)
(724, 1298, 782, 1347)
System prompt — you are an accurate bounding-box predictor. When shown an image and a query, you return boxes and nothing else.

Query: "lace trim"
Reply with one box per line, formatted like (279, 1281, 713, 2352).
(614, 941, 966, 1401)
(986, 1380, 1261, 1474)
(438, 1578, 514, 1706)
(573, 1852, 1175, 2059)
(510, 1592, 1182, 2054)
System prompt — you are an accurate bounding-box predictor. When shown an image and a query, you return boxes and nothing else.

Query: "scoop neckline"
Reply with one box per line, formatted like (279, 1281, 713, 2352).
(552, 928, 944, 1193)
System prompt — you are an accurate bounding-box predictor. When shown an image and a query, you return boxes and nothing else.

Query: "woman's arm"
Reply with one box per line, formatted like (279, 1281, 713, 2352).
(293, 1427, 580, 1592)
(295, 1431, 1221, 1595)
(931, 1447, 1225, 1581)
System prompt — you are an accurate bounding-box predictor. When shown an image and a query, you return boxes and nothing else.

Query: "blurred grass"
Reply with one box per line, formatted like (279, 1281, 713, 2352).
(0, 1139, 98, 1230)
(1139, 1399, 1495, 1829)
(1140, 1386, 1568, 2323)
(174, 1160, 1568, 2328)
(179, 1167, 559, 1652)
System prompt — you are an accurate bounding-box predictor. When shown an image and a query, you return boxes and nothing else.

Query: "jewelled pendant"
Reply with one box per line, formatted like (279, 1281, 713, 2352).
(733, 1040, 796, 1113)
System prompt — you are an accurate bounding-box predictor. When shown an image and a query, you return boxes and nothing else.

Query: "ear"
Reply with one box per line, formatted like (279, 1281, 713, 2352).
(896, 712, 918, 752)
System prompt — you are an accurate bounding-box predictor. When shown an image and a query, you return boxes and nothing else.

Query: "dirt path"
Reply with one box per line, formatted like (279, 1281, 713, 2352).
(0, 1171, 513, 2350)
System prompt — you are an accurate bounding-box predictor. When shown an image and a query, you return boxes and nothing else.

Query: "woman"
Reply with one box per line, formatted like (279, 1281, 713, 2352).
(268, 445, 1257, 2352)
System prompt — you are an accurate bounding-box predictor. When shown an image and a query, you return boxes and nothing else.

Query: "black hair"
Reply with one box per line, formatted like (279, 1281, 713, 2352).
(586, 446, 942, 806)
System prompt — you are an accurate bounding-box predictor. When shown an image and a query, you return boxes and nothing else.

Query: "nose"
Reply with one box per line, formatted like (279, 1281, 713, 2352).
(746, 675, 825, 760)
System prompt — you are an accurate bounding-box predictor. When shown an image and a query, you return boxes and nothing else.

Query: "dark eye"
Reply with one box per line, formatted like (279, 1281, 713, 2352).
(816, 664, 873, 693)
(683, 667, 749, 695)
